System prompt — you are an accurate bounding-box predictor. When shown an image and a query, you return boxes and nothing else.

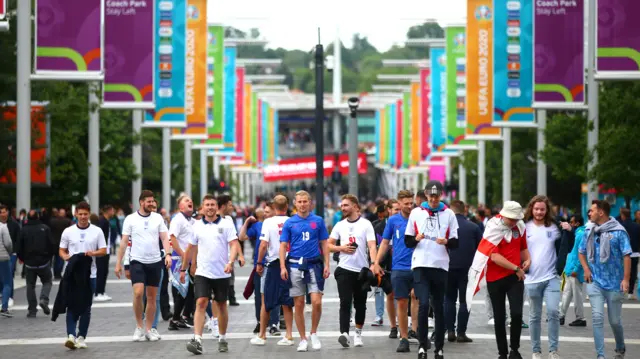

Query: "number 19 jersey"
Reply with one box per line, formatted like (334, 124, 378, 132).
(280, 214, 328, 268)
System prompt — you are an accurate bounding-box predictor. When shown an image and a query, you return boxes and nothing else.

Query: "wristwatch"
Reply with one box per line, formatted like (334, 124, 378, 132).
(180, 269, 186, 272)
(514, 266, 520, 273)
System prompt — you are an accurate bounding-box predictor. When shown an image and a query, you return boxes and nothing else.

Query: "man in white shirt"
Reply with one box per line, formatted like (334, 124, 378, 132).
(168, 195, 196, 330)
(404, 181, 459, 359)
(58, 201, 107, 350)
(329, 194, 377, 348)
(523, 195, 563, 359)
(114, 190, 172, 342)
(251, 194, 295, 346)
(217, 194, 242, 307)
(180, 194, 244, 354)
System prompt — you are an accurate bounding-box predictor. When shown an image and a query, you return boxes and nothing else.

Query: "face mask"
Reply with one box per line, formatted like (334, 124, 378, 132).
(117, 215, 125, 221)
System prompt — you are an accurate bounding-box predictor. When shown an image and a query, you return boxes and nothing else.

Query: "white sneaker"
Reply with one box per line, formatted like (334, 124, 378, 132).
(297, 339, 309, 352)
(488, 318, 495, 325)
(147, 328, 161, 341)
(94, 294, 105, 302)
(64, 335, 76, 350)
(310, 333, 322, 350)
(211, 319, 220, 338)
(548, 352, 561, 359)
(353, 333, 364, 347)
(102, 293, 112, 301)
(132, 327, 145, 342)
(75, 336, 88, 349)
(277, 337, 295, 346)
(250, 336, 266, 346)
(428, 317, 434, 328)
(8, 298, 13, 308)
(532, 353, 543, 359)
(204, 319, 211, 331)
(338, 333, 350, 348)
(305, 304, 312, 313)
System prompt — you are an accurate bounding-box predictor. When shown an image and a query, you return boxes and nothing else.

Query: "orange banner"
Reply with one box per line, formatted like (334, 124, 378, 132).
(466, 0, 500, 136)
(172, 0, 207, 139)
(410, 82, 421, 165)
(243, 83, 252, 163)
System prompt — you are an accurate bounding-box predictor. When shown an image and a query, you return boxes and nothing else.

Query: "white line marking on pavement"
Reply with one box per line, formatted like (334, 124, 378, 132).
(25, 277, 251, 286)
(11, 298, 640, 311)
(1, 331, 639, 346)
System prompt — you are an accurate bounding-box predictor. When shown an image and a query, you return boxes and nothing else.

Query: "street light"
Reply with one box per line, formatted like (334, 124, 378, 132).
(347, 97, 360, 196)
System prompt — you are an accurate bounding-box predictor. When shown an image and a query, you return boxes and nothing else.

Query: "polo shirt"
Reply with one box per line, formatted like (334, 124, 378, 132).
(190, 216, 238, 279)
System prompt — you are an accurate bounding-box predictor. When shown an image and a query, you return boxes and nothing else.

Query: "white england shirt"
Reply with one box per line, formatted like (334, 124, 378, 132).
(405, 207, 459, 271)
(122, 211, 168, 264)
(191, 216, 238, 279)
(260, 215, 289, 263)
(60, 224, 107, 278)
(524, 221, 561, 284)
(168, 212, 195, 253)
(330, 217, 376, 273)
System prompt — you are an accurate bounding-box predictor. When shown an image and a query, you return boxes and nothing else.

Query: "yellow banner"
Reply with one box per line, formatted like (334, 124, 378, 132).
(243, 83, 252, 163)
(466, 0, 499, 136)
(411, 82, 421, 165)
(172, 0, 207, 139)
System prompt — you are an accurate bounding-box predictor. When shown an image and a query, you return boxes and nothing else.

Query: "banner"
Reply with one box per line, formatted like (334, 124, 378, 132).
(445, 25, 474, 150)
(402, 92, 411, 167)
(375, 110, 381, 164)
(410, 82, 421, 166)
(0, 0, 5, 20)
(273, 109, 279, 162)
(395, 100, 403, 168)
(493, 0, 534, 125)
(0, 103, 50, 186)
(267, 106, 275, 163)
(34, 0, 102, 80)
(235, 67, 245, 157)
(534, 0, 585, 107)
(430, 48, 447, 153)
(263, 153, 368, 182)
(597, 0, 640, 79)
(103, 0, 154, 109)
(144, 0, 186, 127)
(389, 103, 396, 168)
(419, 68, 431, 160)
(467, 1, 501, 138)
(243, 83, 252, 164)
(204, 24, 224, 148)
(257, 99, 263, 167)
(172, 0, 207, 140)
(223, 46, 236, 151)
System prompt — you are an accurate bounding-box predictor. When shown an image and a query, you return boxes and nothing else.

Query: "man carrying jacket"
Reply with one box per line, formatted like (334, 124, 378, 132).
(16, 210, 56, 317)
(560, 214, 586, 327)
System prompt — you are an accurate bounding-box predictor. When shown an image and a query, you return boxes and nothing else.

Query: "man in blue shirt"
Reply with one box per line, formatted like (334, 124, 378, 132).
(579, 200, 631, 359)
(373, 190, 418, 353)
(280, 190, 330, 352)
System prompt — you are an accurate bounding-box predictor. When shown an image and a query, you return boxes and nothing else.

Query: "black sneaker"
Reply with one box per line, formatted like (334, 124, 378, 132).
(559, 316, 565, 325)
(186, 338, 203, 355)
(253, 323, 260, 334)
(498, 355, 508, 359)
(447, 332, 456, 342)
(418, 348, 428, 359)
(435, 349, 444, 359)
(508, 350, 522, 359)
(39, 301, 50, 315)
(396, 338, 410, 353)
(27, 312, 37, 318)
(168, 320, 180, 331)
(456, 334, 473, 343)
(218, 339, 229, 352)
(0, 310, 13, 318)
(269, 325, 281, 336)
(175, 319, 189, 329)
(568, 319, 587, 327)
(162, 311, 173, 321)
(229, 298, 240, 306)
(408, 329, 418, 341)
(389, 327, 398, 339)
(183, 317, 194, 328)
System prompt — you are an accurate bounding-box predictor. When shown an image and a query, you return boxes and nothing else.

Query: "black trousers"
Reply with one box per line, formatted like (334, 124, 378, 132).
(95, 254, 110, 295)
(487, 274, 524, 356)
(172, 272, 195, 321)
(413, 267, 447, 352)
(630, 258, 638, 294)
(335, 267, 368, 334)
(160, 265, 171, 316)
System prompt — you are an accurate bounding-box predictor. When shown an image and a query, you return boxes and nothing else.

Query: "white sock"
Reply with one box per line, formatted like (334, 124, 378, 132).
(418, 347, 425, 354)
(355, 328, 362, 335)
(213, 317, 218, 324)
(219, 334, 226, 341)
(195, 335, 202, 342)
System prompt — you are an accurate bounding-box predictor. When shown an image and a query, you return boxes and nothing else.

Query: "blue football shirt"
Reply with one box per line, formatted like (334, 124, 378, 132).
(280, 214, 328, 268)
(382, 213, 414, 271)
(246, 221, 264, 267)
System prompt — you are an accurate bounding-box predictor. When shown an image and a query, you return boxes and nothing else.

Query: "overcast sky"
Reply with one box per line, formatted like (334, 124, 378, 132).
(206, 0, 466, 51)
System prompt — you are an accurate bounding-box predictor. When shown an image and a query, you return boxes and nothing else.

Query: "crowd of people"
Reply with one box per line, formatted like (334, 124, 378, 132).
(0, 183, 637, 359)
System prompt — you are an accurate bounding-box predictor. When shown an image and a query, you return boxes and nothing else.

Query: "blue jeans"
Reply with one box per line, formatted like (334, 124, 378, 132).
(253, 271, 279, 326)
(0, 260, 11, 310)
(374, 287, 385, 319)
(525, 277, 561, 353)
(66, 278, 96, 338)
(142, 269, 163, 329)
(0, 255, 17, 300)
(587, 283, 625, 357)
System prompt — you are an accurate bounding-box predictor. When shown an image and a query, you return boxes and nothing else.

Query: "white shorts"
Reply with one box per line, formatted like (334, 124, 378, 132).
(289, 267, 322, 297)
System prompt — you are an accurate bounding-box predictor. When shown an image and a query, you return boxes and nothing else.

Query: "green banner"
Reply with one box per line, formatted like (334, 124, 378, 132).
(403, 92, 411, 167)
(205, 25, 224, 148)
(445, 26, 473, 148)
(251, 92, 258, 165)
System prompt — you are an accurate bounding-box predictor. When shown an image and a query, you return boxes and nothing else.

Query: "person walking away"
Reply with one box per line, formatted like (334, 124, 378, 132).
(16, 210, 56, 317)
(617, 208, 639, 299)
(371, 201, 397, 328)
(95, 205, 115, 302)
(560, 214, 587, 327)
(444, 200, 480, 343)
(0, 220, 12, 317)
(467, 201, 530, 359)
(55, 201, 107, 349)
(0, 204, 20, 308)
(579, 200, 631, 359)
(404, 181, 460, 359)
(49, 208, 71, 279)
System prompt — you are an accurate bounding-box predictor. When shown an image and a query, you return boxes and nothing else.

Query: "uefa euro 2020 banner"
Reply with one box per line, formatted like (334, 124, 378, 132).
(597, 0, 640, 80)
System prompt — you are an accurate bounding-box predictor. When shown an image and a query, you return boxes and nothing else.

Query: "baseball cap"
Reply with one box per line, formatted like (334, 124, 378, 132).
(425, 180, 444, 196)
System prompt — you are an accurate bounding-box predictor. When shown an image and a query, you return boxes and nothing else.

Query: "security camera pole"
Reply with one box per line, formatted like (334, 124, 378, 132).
(347, 97, 360, 196)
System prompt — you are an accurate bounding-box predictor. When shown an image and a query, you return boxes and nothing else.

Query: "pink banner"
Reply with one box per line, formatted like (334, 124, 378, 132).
(429, 165, 446, 183)
(420, 68, 431, 160)
(235, 67, 244, 156)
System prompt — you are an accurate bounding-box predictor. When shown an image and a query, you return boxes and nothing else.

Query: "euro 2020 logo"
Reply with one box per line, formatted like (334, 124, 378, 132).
(187, 5, 199, 20)
(209, 32, 216, 46)
(454, 33, 465, 48)
(438, 55, 446, 67)
(475, 5, 492, 21)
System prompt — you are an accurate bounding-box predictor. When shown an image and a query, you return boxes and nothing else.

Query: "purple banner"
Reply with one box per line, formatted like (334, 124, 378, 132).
(534, 1, 585, 105)
(103, 0, 154, 108)
(34, 0, 102, 79)
(597, 0, 640, 75)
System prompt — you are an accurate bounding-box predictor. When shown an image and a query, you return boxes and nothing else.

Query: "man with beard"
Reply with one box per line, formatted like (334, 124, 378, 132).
(371, 200, 398, 331)
(217, 195, 243, 307)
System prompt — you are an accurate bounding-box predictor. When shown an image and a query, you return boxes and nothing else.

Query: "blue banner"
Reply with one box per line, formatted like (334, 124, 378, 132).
(375, 110, 380, 164)
(223, 46, 236, 151)
(493, 0, 534, 124)
(389, 103, 396, 167)
(430, 47, 447, 152)
(273, 109, 279, 161)
(144, 0, 186, 127)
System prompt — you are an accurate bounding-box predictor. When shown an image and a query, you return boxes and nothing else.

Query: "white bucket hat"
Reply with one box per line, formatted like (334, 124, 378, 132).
(499, 201, 524, 220)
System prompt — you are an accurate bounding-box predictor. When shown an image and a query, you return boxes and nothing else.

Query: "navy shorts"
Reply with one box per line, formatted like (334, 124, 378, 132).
(130, 260, 163, 287)
(391, 270, 414, 299)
